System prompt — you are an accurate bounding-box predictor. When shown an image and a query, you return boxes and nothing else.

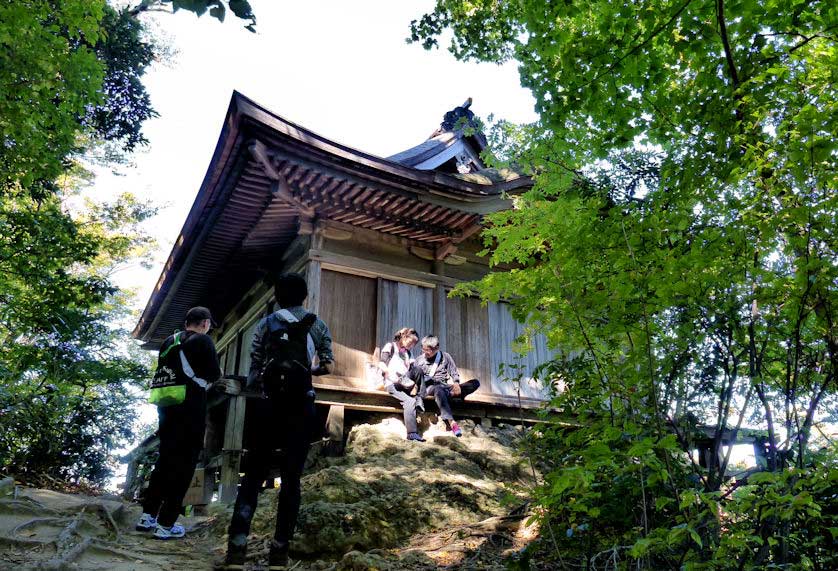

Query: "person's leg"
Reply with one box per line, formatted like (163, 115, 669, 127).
(156, 407, 206, 528)
(428, 385, 462, 436)
(386, 384, 418, 434)
(140, 405, 180, 520)
(455, 379, 480, 400)
(431, 385, 454, 422)
(228, 399, 273, 545)
(268, 432, 310, 567)
(274, 439, 309, 545)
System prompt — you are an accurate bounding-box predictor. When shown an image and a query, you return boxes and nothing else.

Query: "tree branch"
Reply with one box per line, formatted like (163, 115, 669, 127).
(578, 0, 694, 90)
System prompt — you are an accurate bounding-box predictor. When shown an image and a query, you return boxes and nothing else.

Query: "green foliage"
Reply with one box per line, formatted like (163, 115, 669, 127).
(130, 0, 257, 31)
(0, 191, 157, 484)
(418, 0, 838, 568)
(85, 6, 158, 152)
(0, 1, 169, 485)
(0, 0, 106, 196)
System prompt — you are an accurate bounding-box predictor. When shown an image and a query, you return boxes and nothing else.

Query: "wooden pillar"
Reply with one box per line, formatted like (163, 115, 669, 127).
(375, 277, 385, 347)
(326, 405, 345, 443)
(325, 404, 345, 455)
(306, 260, 322, 315)
(433, 284, 447, 349)
(219, 395, 247, 504)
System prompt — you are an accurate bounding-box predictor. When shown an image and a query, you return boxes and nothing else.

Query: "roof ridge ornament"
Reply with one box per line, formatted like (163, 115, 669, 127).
(431, 97, 482, 138)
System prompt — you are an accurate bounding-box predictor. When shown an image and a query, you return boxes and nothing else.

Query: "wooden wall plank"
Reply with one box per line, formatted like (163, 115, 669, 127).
(306, 260, 322, 314)
(237, 319, 259, 376)
(433, 285, 447, 350)
(488, 302, 553, 400)
(219, 395, 246, 504)
(445, 296, 491, 395)
(223, 338, 238, 376)
(319, 269, 377, 381)
(376, 279, 433, 352)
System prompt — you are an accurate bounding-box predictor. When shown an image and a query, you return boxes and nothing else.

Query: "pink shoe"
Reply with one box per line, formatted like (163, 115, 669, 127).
(451, 421, 462, 437)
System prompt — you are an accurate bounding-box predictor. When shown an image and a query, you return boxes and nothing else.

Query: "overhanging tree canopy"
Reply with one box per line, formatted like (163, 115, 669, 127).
(411, 1, 837, 568)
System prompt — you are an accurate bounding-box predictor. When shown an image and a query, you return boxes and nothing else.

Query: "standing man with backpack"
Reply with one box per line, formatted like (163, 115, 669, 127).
(221, 272, 333, 570)
(137, 306, 221, 539)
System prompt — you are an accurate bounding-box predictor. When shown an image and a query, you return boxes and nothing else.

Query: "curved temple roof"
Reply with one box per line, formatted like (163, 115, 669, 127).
(133, 92, 531, 347)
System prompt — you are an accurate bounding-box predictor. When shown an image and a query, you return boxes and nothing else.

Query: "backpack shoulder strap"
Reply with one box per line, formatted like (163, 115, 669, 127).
(276, 308, 298, 323)
(158, 331, 182, 360)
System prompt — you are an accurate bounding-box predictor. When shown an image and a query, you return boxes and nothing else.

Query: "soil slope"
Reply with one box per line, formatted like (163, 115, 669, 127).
(1, 418, 539, 570)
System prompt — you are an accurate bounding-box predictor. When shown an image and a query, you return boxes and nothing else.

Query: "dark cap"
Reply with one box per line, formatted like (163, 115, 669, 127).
(185, 306, 217, 327)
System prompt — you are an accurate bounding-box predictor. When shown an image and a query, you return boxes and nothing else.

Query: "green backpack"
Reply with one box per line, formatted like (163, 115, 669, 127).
(148, 332, 195, 406)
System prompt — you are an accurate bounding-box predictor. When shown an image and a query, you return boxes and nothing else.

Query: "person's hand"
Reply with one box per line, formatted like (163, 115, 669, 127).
(311, 363, 331, 376)
(245, 375, 264, 394)
(212, 378, 241, 395)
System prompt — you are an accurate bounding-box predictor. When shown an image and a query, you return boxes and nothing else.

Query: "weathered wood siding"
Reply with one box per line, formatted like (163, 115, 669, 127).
(211, 229, 556, 405)
(238, 319, 260, 377)
(377, 279, 433, 349)
(223, 339, 238, 376)
(488, 302, 553, 399)
(445, 295, 492, 395)
(319, 269, 377, 381)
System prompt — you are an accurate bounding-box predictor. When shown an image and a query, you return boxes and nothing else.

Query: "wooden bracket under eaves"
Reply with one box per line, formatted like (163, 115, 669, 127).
(248, 140, 316, 219)
(434, 218, 484, 260)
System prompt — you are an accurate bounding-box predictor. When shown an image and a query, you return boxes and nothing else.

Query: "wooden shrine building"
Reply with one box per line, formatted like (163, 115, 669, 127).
(130, 92, 554, 505)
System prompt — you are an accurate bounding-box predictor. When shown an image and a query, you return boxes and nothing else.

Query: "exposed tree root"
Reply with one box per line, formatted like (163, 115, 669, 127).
(87, 538, 160, 565)
(0, 497, 56, 515)
(406, 512, 527, 553)
(95, 503, 121, 541)
(38, 536, 92, 570)
(1, 501, 161, 570)
(12, 517, 72, 536)
(0, 535, 49, 547)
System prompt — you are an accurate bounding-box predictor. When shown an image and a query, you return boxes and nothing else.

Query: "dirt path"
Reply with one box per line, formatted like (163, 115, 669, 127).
(0, 487, 218, 570)
(1, 419, 541, 570)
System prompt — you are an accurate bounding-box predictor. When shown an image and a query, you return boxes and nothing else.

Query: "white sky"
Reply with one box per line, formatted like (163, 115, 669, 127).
(95, 0, 537, 309)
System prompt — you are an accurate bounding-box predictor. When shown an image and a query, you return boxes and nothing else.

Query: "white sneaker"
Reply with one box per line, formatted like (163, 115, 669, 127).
(153, 523, 185, 540)
(135, 513, 157, 532)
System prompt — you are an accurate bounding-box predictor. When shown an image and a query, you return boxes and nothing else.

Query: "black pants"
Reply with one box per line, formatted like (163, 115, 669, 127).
(141, 397, 206, 527)
(426, 379, 480, 421)
(386, 382, 420, 434)
(228, 397, 313, 547)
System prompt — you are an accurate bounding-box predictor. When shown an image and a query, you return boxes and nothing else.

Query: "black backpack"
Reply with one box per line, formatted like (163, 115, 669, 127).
(260, 311, 317, 401)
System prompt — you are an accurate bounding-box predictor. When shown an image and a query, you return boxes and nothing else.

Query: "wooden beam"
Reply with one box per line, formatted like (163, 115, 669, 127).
(454, 219, 484, 243)
(219, 395, 247, 504)
(302, 186, 457, 239)
(309, 248, 460, 289)
(182, 468, 205, 507)
(435, 241, 459, 260)
(433, 284, 447, 349)
(249, 140, 316, 217)
(306, 260, 322, 315)
(433, 218, 484, 261)
(311, 383, 552, 423)
(258, 145, 517, 215)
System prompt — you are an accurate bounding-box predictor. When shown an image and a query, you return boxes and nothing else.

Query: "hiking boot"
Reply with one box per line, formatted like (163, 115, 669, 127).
(268, 539, 289, 569)
(451, 421, 462, 437)
(135, 512, 157, 532)
(407, 432, 426, 442)
(219, 540, 247, 570)
(153, 522, 185, 540)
